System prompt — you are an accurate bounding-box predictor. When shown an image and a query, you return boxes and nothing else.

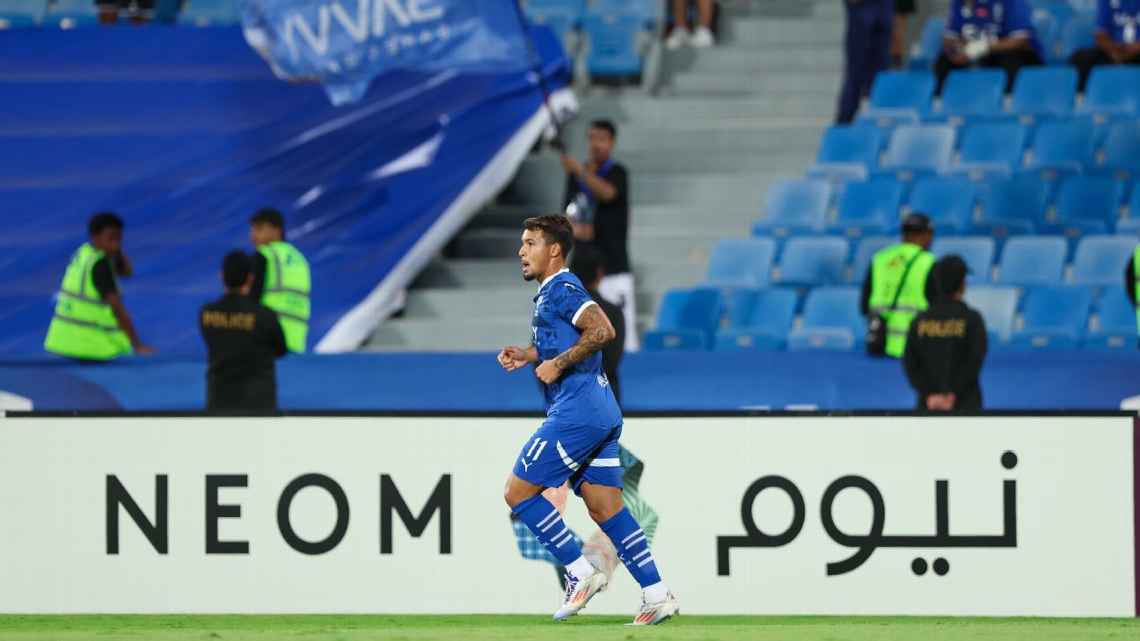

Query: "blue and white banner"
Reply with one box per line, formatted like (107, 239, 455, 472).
(241, 0, 533, 104)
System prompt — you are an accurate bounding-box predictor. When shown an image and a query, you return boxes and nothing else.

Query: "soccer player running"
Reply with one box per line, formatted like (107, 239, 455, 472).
(498, 215, 678, 625)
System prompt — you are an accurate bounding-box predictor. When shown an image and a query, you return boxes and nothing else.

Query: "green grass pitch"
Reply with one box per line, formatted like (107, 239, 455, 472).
(1, 615, 1138, 641)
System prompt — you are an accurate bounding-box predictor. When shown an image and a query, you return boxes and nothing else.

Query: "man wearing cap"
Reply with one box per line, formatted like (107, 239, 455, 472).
(904, 255, 988, 411)
(199, 251, 288, 411)
(861, 213, 939, 359)
(249, 208, 311, 353)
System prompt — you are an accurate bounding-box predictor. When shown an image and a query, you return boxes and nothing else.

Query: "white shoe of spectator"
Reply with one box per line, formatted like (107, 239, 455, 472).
(691, 26, 715, 48)
(665, 27, 690, 50)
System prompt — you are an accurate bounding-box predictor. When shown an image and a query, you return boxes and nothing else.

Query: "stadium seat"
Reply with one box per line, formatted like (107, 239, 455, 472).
(0, 0, 45, 27)
(787, 287, 865, 351)
(1070, 235, 1136, 286)
(523, 0, 586, 41)
(906, 177, 977, 232)
(1046, 176, 1122, 233)
(858, 71, 936, 127)
(953, 122, 1028, 178)
(935, 70, 1006, 123)
(582, 12, 645, 77)
(1009, 286, 1093, 349)
(1086, 289, 1136, 349)
(1099, 120, 1140, 179)
(932, 236, 995, 283)
(1056, 13, 1095, 60)
(1080, 67, 1140, 118)
(1011, 67, 1077, 121)
(995, 236, 1067, 286)
(973, 175, 1049, 238)
(714, 288, 798, 351)
(776, 237, 849, 287)
(850, 235, 896, 283)
(643, 287, 723, 351)
(829, 180, 903, 238)
(808, 126, 883, 182)
(879, 125, 955, 177)
(963, 286, 1019, 343)
(909, 17, 944, 69)
(43, 0, 98, 26)
(1026, 118, 1095, 176)
(704, 238, 776, 289)
(178, 0, 240, 25)
(752, 179, 832, 237)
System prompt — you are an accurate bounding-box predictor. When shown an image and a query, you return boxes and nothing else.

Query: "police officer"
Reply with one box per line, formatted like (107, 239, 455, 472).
(903, 256, 988, 411)
(837, 0, 894, 124)
(861, 213, 938, 359)
(1126, 243, 1140, 344)
(248, 208, 311, 353)
(199, 251, 287, 411)
(44, 212, 153, 360)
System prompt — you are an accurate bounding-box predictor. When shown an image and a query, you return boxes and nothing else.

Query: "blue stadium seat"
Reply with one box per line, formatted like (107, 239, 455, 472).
(995, 236, 1068, 285)
(1070, 235, 1136, 286)
(964, 286, 1020, 343)
(43, 0, 98, 26)
(953, 122, 1028, 178)
(1045, 176, 1121, 234)
(704, 238, 776, 289)
(808, 126, 883, 181)
(776, 237, 849, 287)
(787, 287, 865, 351)
(1100, 120, 1140, 179)
(1086, 289, 1136, 349)
(907, 177, 977, 232)
(936, 70, 1006, 123)
(1011, 67, 1077, 120)
(643, 287, 722, 351)
(830, 179, 903, 238)
(850, 235, 896, 283)
(932, 236, 996, 283)
(1056, 13, 1095, 60)
(1026, 118, 1095, 176)
(879, 125, 955, 177)
(1009, 286, 1093, 349)
(714, 288, 798, 351)
(973, 175, 1049, 237)
(524, 0, 585, 34)
(1080, 67, 1140, 118)
(178, 0, 240, 24)
(582, 13, 644, 76)
(858, 71, 936, 127)
(909, 17, 944, 70)
(752, 179, 832, 237)
(0, 0, 45, 27)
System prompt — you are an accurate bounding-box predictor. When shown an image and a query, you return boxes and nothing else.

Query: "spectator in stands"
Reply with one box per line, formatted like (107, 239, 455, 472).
(571, 245, 626, 405)
(934, 0, 1043, 94)
(837, 0, 894, 123)
(1068, 0, 1140, 93)
(199, 251, 287, 412)
(95, 0, 155, 24)
(1126, 244, 1139, 345)
(904, 255, 987, 411)
(665, 0, 716, 50)
(892, 0, 918, 68)
(44, 213, 153, 361)
(562, 120, 638, 351)
(249, 208, 312, 353)
(861, 213, 938, 359)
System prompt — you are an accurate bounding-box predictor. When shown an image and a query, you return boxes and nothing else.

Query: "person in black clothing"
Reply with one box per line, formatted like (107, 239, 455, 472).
(571, 245, 626, 406)
(199, 251, 287, 411)
(1126, 249, 1138, 347)
(562, 119, 637, 351)
(903, 255, 988, 412)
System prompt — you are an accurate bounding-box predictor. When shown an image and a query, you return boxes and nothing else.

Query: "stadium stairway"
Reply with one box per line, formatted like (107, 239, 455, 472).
(365, 0, 843, 350)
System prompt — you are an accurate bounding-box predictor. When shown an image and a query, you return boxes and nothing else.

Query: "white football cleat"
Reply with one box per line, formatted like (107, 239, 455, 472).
(628, 592, 680, 626)
(553, 570, 608, 621)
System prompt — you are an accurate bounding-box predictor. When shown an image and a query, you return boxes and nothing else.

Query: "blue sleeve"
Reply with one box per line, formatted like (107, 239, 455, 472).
(1002, 0, 1033, 37)
(554, 281, 596, 326)
(1096, 0, 1113, 34)
(946, 0, 964, 35)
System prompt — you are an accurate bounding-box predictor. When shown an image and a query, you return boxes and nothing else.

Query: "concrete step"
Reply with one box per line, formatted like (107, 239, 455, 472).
(634, 172, 788, 207)
(573, 94, 837, 125)
(414, 259, 523, 289)
(669, 70, 842, 97)
(680, 47, 842, 74)
(611, 125, 825, 154)
(403, 287, 533, 320)
(723, 17, 843, 47)
(364, 319, 530, 351)
(465, 203, 533, 230)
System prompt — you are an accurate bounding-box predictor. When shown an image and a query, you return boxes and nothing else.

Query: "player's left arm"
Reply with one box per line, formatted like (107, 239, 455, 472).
(535, 304, 616, 384)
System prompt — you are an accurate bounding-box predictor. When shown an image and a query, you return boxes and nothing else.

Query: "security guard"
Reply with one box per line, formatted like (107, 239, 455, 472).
(44, 212, 153, 360)
(1126, 243, 1140, 343)
(248, 208, 311, 353)
(837, 0, 894, 123)
(861, 213, 938, 358)
(903, 256, 988, 411)
(199, 251, 287, 411)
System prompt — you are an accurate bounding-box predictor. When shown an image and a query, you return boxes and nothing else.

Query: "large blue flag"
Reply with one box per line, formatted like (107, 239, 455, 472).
(241, 0, 533, 105)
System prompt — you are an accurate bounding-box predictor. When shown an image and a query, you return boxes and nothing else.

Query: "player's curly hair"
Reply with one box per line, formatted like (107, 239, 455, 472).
(523, 215, 574, 259)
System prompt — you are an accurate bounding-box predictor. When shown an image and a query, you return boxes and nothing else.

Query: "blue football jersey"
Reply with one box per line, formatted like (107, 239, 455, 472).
(1098, 0, 1140, 43)
(531, 269, 622, 428)
(946, 0, 1042, 55)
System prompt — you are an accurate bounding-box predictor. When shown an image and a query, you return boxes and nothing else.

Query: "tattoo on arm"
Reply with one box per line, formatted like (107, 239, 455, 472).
(552, 304, 614, 371)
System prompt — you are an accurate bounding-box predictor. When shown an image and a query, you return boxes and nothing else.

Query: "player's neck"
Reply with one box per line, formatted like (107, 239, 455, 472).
(537, 263, 568, 288)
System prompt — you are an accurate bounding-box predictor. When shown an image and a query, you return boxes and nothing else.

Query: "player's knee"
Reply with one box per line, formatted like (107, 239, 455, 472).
(583, 490, 623, 524)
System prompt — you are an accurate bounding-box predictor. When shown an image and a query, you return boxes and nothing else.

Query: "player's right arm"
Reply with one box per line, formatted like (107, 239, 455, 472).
(498, 345, 538, 372)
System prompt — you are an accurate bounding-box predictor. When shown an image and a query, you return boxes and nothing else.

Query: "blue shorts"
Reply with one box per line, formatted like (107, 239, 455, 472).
(512, 420, 624, 494)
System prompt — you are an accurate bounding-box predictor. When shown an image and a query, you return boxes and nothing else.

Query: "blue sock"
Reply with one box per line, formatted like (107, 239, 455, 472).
(600, 507, 663, 588)
(512, 494, 584, 568)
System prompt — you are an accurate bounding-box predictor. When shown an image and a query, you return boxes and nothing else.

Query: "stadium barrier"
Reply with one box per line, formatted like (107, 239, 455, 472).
(0, 412, 1136, 616)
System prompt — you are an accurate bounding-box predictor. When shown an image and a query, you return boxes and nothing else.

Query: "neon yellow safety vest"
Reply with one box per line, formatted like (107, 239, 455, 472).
(869, 242, 935, 359)
(1134, 246, 1140, 335)
(43, 243, 132, 360)
(258, 241, 310, 353)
